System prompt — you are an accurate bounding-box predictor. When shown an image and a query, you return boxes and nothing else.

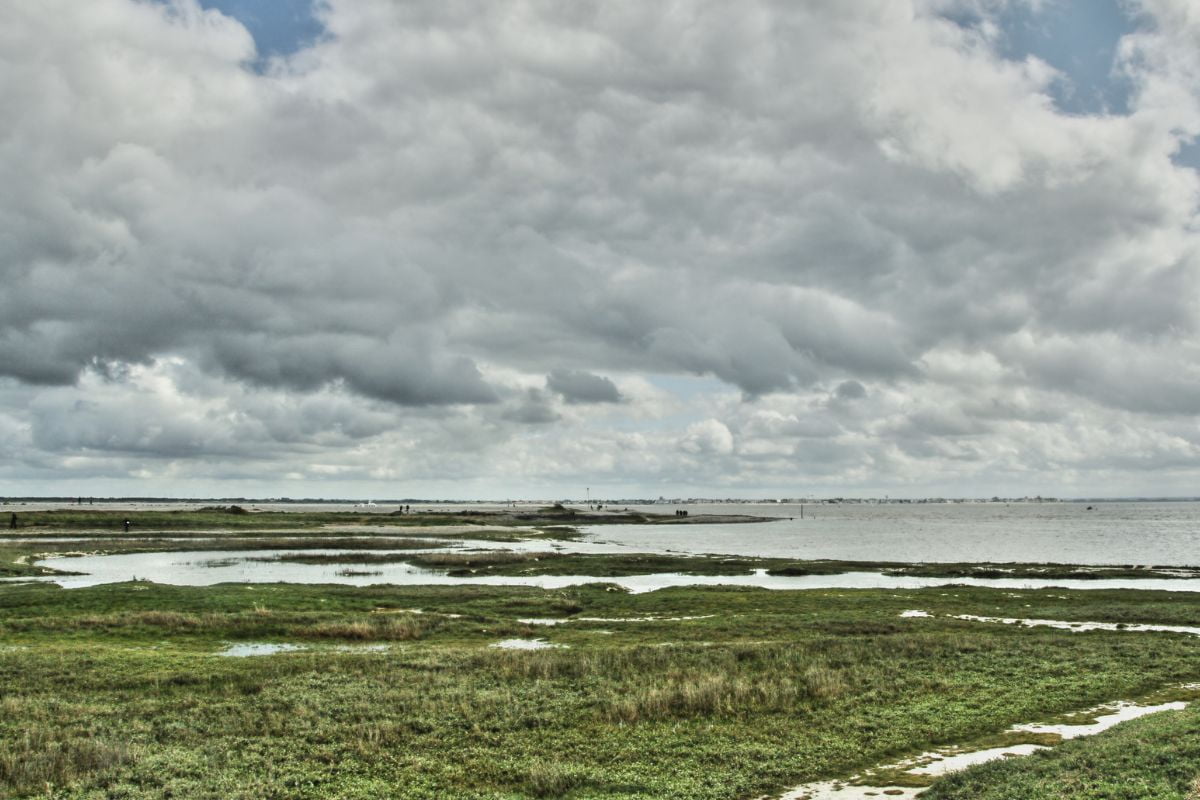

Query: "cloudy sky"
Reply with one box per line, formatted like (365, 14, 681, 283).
(3, 0, 1200, 499)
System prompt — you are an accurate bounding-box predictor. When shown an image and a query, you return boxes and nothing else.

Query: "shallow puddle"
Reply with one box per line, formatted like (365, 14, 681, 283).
(900, 610, 1200, 637)
(217, 642, 305, 657)
(952, 613, 1200, 637)
(780, 782, 922, 799)
(778, 694, 1190, 799)
(518, 614, 715, 625)
(1013, 700, 1188, 738)
(490, 639, 566, 650)
(332, 643, 391, 653)
(901, 744, 1048, 780)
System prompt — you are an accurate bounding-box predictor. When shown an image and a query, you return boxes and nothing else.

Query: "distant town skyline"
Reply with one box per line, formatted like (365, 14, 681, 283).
(3, 0, 1200, 499)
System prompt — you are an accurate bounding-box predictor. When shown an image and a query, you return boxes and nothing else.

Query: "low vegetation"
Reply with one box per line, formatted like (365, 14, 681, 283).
(0, 504, 736, 534)
(256, 550, 558, 568)
(2, 579, 1200, 798)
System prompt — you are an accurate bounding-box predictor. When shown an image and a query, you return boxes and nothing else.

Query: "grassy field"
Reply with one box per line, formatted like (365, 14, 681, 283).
(0, 504, 731, 534)
(3, 578, 1200, 798)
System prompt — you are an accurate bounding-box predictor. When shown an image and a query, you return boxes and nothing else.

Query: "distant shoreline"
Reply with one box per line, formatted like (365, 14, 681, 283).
(5, 496, 1200, 506)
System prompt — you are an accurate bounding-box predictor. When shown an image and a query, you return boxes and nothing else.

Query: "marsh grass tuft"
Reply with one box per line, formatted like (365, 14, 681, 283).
(603, 672, 809, 723)
(524, 759, 587, 797)
(804, 663, 849, 700)
(297, 616, 433, 640)
(0, 729, 137, 791)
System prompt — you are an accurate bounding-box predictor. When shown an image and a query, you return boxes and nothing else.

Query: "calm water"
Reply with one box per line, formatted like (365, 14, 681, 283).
(589, 501, 1200, 565)
(26, 549, 1200, 593)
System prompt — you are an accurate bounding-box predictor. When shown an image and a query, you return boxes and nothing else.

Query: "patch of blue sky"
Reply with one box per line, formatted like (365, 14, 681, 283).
(1175, 138, 1200, 170)
(598, 375, 735, 434)
(944, 0, 1137, 116)
(195, 0, 326, 67)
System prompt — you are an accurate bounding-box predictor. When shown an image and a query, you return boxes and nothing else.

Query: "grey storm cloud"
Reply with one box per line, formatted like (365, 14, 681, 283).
(835, 381, 867, 401)
(502, 389, 562, 424)
(546, 370, 622, 404)
(2, 0, 1200, 496)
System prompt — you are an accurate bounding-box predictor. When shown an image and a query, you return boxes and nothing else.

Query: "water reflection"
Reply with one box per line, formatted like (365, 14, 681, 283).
(28, 550, 1200, 593)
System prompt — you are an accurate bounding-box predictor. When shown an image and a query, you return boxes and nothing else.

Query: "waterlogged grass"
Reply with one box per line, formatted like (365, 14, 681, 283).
(335, 569, 384, 578)
(251, 549, 503, 567)
(923, 702, 1200, 799)
(250, 549, 1200, 581)
(875, 562, 1200, 581)
(0, 544, 78, 577)
(410, 552, 768, 577)
(2, 582, 1200, 797)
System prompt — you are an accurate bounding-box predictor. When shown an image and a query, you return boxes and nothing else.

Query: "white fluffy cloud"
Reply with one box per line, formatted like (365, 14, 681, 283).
(1, 0, 1199, 497)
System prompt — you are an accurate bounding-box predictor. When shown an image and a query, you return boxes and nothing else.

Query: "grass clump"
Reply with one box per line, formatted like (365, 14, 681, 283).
(0, 728, 138, 793)
(406, 550, 559, 574)
(523, 759, 588, 797)
(295, 616, 432, 641)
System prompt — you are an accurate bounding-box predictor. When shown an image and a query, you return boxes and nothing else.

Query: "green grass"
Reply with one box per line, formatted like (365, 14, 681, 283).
(2, 581, 1200, 797)
(404, 552, 767, 576)
(0, 505, 713, 534)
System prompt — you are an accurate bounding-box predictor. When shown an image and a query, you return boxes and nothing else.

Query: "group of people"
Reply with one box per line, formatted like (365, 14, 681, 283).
(674, 509, 689, 517)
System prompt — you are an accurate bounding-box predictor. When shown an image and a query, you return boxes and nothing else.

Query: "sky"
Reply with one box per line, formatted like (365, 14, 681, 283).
(2, 0, 1200, 500)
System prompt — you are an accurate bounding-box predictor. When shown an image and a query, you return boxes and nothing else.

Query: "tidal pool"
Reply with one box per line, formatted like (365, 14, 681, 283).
(490, 639, 564, 650)
(27, 550, 1200, 593)
(951, 614, 1200, 636)
(519, 615, 716, 625)
(899, 610, 1200, 636)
